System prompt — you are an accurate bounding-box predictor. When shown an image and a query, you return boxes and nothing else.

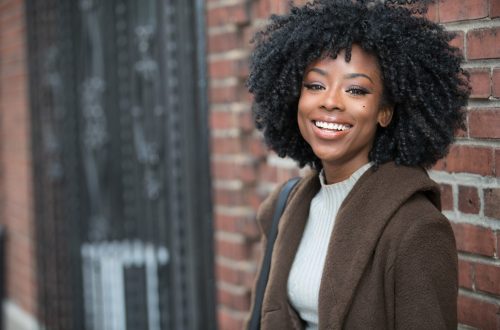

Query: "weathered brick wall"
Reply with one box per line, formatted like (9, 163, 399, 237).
(429, 1, 500, 328)
(207, 0, 500, 329)
(0, 0, 38, 320)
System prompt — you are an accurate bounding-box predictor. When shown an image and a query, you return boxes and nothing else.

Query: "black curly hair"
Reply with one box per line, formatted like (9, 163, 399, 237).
(247, 0, 470, 170)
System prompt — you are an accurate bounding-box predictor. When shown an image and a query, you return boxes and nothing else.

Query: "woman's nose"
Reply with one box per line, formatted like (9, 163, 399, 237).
(320, 87, 343, 111)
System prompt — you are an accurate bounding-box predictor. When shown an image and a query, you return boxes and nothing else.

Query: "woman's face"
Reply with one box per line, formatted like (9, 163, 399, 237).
(297, 45, 393, 183)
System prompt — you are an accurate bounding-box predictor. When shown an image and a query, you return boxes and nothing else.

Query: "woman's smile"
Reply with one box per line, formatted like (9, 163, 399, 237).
(313, 120, 352, 132)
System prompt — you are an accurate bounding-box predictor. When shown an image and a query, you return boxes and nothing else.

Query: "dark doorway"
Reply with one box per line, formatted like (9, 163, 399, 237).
(26, 1, 215, 329)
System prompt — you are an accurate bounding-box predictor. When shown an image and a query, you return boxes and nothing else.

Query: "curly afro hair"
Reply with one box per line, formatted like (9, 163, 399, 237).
(247, 0, 470, 170)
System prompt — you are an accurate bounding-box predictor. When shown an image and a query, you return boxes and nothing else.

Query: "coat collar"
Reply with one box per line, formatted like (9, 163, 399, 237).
(263, 162, 440, 329)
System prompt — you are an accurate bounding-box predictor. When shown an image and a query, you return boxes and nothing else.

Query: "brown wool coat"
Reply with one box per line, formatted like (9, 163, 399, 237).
(246, 162, 458, 330)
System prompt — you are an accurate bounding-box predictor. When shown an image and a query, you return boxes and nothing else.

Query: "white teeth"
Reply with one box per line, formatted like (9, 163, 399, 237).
(314, 120, 351, 131)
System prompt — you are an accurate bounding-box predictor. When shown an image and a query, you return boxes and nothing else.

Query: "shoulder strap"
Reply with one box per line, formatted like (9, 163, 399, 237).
(248, 177, 301, 330)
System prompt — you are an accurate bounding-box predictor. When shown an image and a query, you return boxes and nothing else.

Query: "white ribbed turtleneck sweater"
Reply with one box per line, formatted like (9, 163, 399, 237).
(287, 163, 372, 329)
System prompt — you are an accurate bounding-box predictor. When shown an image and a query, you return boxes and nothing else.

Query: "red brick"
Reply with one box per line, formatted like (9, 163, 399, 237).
(215, 213, 256, 237)
(239, 111, 255, 133)
(0, 1, 23, 19)
(439, 0, 488, 22)
(493, 68, 500, 97)
(211, 111, 237, 130)
(259, 162, 279, 183)
(217, 286, 251, 311)
(217, 307, 245, 330)
(423, 2, 438, 22)
(458, 294, 500, 329)
(454, 125, 467, 138)
(269, 0, 290, 14)
(247, 186, 269, 211)
(208, 60, 237, 79)
(215, 237, 251, 260)
(215, 263, 245, 285)
(458, 259, 473, 289)
(209, 84, 242, 103)
(208, 31, 240, 54)
(491, 0, 500, 18)
(449, 31, 464, 53)
(212, 160, 257, 184)
(497, 232, 500, 258)
(241, 25, 256, 49)
(458, 186, 480, 214)
(451, 223, 496, 256)
(209, 58, 247, 79)
(215, 187, 247, 206)
(484, 188, 500, 219)
(242, 90, 254, 104)
(475, 263, 500, 296)
(248, 135, 267, 159)
(468, 69, 491, 98)
(468, 109, 500, 139)
(432, 158, 446, 171)
(207, 3, 250, 27)
(445, 145, 493, 176)
(252, 0, 290, 19)
(439, 184, 453, 211)
(211, 136, 244, 155)
(466, 27, 500, 60)
(211, 109, 254, 133)
(496, 149, 500, 176)
(277, 167, 301, 183)
(0, 0, 38, 316)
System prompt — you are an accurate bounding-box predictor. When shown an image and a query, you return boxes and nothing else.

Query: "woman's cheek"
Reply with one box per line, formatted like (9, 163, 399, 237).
(297, 109, 309, 142)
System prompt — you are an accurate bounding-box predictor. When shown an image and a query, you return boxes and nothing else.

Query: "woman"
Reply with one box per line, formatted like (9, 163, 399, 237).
(246, 0, 470, 329)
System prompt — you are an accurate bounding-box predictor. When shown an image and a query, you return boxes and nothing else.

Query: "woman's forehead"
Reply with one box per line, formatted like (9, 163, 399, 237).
(305, 46, 382, 79)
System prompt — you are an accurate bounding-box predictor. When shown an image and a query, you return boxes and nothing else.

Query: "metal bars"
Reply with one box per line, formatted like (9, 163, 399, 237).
(25, 0, 215, 329)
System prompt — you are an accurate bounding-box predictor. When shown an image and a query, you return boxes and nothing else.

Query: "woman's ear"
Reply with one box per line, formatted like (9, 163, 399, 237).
(377, 105, 394, 128)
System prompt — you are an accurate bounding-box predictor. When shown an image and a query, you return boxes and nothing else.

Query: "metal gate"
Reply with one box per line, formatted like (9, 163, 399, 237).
(26, 0, 215, 329)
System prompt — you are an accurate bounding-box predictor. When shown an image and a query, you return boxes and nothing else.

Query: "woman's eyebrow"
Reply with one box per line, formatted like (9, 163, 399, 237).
(344, 73, 373, 83)
(307, 67, 328, 76)
(306, 68, 374, 83)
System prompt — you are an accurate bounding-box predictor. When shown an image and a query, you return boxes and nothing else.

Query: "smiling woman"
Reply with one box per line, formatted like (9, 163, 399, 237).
(245, 0, 470, 329)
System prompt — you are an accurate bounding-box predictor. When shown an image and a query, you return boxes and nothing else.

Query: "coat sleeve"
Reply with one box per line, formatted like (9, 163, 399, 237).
(393, 209, 458, 330)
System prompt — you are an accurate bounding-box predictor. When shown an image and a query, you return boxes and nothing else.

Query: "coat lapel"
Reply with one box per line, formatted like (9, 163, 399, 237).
(318, 163, 439, 329)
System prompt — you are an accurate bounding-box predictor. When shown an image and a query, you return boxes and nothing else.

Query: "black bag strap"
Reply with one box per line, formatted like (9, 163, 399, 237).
(248, 177, 301, 330)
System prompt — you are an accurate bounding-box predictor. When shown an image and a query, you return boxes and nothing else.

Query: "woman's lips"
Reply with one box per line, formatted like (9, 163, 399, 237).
(311, 120, 352, 139)
(314, 120, 352, 131)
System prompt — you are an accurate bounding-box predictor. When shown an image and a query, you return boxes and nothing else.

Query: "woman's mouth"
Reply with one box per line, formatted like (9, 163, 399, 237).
(313, 120, 352, 131)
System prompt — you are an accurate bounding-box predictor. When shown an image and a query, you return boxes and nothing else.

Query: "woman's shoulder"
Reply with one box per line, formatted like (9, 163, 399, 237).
(358, 162, 441, 207)
(382, 188, 456, 266)
(367, 162, 449, 236)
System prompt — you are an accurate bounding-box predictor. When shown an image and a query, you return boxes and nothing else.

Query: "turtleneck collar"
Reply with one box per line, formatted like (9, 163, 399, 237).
(319, 162, 373, 190)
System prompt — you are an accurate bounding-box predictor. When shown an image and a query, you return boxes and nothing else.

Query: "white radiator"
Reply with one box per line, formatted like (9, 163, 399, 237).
(81, 240, 170, 330)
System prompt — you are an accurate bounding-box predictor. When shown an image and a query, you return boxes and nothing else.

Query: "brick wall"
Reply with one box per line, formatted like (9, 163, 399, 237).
(208, 1, 302, 328)
(429, 1, 500, 328)
(207, 0, 500, 329)
(0, 0, 38, 321)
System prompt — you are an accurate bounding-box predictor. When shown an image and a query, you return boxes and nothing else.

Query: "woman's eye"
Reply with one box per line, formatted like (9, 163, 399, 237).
(303, 83, 324, 91)
(346, 87, 369, 95)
